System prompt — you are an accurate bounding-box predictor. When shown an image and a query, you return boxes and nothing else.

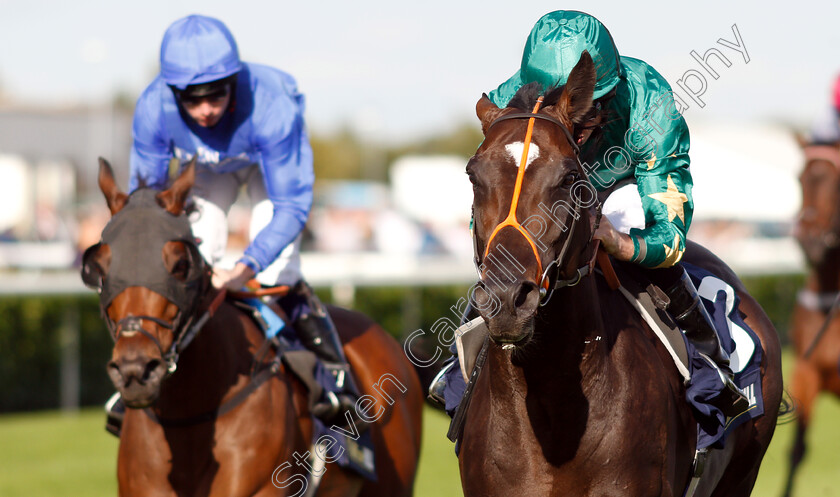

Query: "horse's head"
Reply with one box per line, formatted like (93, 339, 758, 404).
(82, 158, 209, 407)
(795, 138, 840, 266)
(469, 52, 600, 345)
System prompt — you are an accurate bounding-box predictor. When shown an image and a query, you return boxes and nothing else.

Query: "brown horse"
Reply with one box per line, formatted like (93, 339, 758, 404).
(458, 52, 783, 496)
(782, 140, 840, 497)
(83, 159, 423, 496)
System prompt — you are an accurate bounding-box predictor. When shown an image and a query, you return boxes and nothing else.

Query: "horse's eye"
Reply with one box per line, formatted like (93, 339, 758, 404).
(172, 258, 190, 281)
(561, 171, 581, 189)
(467, 170, 481, 189)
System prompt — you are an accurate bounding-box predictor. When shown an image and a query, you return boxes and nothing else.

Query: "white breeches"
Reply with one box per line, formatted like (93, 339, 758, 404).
(601, 183, 645, 233)
(187, 164, 302, 286)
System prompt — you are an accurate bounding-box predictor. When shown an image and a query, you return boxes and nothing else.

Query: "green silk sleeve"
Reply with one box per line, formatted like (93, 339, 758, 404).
(622, 61, 693, 268)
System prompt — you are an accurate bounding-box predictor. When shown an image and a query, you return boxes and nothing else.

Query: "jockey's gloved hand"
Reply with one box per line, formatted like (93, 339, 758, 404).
(212, 262, 256, 291)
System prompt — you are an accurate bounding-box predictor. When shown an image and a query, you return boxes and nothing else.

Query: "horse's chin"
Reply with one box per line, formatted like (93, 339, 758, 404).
(486, 315, 535, 347)
(108, 370, 163, 409)
(118, 386, 160, 409)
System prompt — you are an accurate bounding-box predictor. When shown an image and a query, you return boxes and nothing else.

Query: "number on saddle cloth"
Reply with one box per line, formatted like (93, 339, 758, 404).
(680, 263, 764, 449)
(690, 271, 756, 374)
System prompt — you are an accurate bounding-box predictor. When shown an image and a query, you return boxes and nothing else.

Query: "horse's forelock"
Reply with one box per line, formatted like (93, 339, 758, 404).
(507, 83, 565, 110)
(507, 82, 543, 111)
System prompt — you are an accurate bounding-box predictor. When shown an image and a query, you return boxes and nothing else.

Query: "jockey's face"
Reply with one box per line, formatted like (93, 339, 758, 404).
(180, 89, 231, 127)
(576, 101, 604, 146)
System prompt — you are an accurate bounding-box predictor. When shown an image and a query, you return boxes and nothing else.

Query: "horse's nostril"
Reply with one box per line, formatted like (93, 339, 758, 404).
(143, 359, 162, 381)
(514, 283, 535, 309)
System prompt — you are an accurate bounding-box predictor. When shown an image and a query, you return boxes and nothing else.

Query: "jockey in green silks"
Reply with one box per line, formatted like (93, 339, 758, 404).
(489, 10, 691, 268)
(430, 10, 749, 418)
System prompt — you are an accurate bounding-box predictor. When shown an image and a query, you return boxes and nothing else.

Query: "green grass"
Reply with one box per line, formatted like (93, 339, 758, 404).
(0, 409, 119, 496)
(751, 349, 840, 497)
(753, 395, 840, 497)
(1, 354, 839, 496)
(415, 407, 462, 497)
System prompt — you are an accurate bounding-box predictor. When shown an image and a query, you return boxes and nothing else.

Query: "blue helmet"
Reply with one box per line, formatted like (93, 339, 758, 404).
(160, 15, 243, 90)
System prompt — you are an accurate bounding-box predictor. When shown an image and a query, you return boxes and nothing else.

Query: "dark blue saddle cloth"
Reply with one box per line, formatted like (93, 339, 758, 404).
(682, 263, 764, 449)
(244, 298, 377, 480)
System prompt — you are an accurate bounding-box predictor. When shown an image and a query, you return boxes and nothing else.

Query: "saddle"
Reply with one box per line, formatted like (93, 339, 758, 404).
(229, 294, 377, 481)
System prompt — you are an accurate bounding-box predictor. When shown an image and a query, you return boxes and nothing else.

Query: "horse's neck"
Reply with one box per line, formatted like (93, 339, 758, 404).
(488, 278, 614, 410)
(812, 249, 840, 292)
(154, 302, 261, 418)
(477, 278, 619, 469)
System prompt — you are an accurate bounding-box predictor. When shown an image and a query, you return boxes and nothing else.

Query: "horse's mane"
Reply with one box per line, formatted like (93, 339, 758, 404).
(506, 82, 565, 111)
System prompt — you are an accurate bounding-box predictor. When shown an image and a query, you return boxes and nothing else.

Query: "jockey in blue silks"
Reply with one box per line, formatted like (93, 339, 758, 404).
(105, 14, 358, 434)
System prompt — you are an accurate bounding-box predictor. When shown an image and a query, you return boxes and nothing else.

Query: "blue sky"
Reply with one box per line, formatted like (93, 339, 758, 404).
(1, 0, 838, 142)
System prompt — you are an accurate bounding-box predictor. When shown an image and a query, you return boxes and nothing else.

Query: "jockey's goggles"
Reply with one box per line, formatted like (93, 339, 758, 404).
(173, 76, 235, 104)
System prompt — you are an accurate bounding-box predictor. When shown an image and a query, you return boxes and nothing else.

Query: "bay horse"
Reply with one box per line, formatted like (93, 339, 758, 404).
(458, 52, 783, 496)
(82, 159, 423, 496)
(782, 139, 840, 497)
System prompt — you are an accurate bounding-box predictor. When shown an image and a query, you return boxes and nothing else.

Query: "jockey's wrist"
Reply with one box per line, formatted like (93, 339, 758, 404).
(237, 255, 262, 274)
(607, 232, 636, 262)
(233, 262, 256, 281)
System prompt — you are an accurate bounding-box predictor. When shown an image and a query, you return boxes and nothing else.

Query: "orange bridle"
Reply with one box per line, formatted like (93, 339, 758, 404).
(478, 96, 599, 302)
(483, 97, 549, 285)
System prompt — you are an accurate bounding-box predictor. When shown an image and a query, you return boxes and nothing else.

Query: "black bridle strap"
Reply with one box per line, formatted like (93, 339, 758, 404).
(489, 112, 581, 156)
(111, 315, 173, 358)
(109, 314, 188, 374)
(103, 286, 226, 375)
(164, 288, 228, 373)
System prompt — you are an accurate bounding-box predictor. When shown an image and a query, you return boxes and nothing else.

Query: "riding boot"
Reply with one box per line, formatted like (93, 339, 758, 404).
(428, 360, 455, 409)
(104, 392, 125, 437)
(290, 281, 360, 425)
(427, 302, 479, 410)
(665, 269, 751, 418)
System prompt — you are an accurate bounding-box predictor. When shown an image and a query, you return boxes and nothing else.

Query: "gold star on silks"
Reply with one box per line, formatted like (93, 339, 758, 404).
(656, 233, 685, 268)
(646, 153, 657, 170)
(647, 174, 688, 224)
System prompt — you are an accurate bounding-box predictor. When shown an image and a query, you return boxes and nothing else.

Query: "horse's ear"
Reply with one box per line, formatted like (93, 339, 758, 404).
(551, 51, 596, 126)
(98, 157, 128, 215)
(156, 157, 195, 215)
(477, 94, 505, 135)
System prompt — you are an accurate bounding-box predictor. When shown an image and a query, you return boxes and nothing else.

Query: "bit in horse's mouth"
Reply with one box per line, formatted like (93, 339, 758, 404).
(488, 319, 534, 348)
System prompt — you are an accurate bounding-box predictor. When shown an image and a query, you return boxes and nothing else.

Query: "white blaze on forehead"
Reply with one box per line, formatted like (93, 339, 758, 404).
(505, 142, 540, 170)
